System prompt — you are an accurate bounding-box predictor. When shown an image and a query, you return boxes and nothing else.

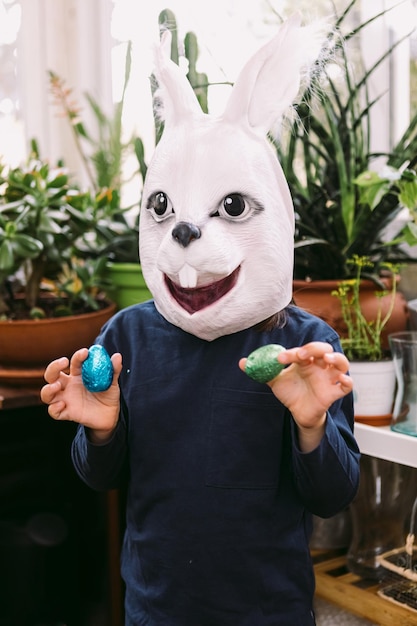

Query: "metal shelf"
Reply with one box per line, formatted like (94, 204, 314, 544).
(354, 423, 417, 468)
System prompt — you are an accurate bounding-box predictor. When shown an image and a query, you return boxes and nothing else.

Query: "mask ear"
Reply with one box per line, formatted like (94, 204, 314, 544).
(223, 13, 323, 134)
(153, 30, 203, 128)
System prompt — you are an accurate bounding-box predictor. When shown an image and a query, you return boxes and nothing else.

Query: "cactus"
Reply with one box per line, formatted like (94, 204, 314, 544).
(184, 32, 208, 114)
(158, 9, 179, 65)
(154, 10, 210, 141)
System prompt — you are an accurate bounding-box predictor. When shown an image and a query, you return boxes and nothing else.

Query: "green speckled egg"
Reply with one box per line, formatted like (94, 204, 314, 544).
(245, 344, 286, 383)
(82, 344, 113, 392)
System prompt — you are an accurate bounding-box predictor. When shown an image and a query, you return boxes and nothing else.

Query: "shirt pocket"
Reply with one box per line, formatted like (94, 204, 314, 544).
(206, 387, 284, 489)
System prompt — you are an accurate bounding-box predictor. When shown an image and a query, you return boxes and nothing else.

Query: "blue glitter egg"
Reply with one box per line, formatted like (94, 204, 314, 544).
(81, 344, 113, 392)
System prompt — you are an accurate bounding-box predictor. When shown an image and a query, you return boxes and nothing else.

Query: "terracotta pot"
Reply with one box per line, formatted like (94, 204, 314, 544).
(0, 300, 116, 386)
(292, 278, 409, 350)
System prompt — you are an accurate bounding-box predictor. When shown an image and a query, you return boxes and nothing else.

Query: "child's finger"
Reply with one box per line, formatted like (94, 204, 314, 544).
(43, 357, 69, 383)
(339, 374, 354, 393)
(40, 379, 63, 404)
(324, 351, 350, 373)
(110, 353, 123, 382)
(48, 400, 67, 421)
(279, 342, 332, 366)
(69, 348, 90, 376)
(296, 342, 334, 360)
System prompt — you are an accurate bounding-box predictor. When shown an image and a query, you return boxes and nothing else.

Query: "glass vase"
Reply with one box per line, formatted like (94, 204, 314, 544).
(389, 331, 417, 436)
(347, 455, 417, 580)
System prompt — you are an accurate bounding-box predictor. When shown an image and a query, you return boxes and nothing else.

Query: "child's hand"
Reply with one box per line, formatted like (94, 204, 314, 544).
(40, 348, 123, 443)
(271, 341, 352, 423)
(240, 342, 352, 452)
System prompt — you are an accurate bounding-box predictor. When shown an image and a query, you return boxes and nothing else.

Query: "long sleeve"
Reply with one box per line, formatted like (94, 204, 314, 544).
(291, 393, 360, 517)
(71, 407, 129, 491)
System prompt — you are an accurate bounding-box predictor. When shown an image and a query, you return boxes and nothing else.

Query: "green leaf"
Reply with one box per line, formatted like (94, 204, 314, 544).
(47, 173, 68, 188)
(48, 188, 69, 203)
(134, 137, 147, 183)
(0, 199, 23, 213)
(5, 221, 17, 236)
(46, 208, 68, 222)
(13, 233, 43, 257)
(354, 171, 384, 187)
(38, 212, 63, 234)
(0, 240, 14, 270)
(294, 237, 330, 249)
(398, 179, 417, 210)
(358, 182, 391, 211)
(401, 222, 417, 247)
(39, 163, 49, 178)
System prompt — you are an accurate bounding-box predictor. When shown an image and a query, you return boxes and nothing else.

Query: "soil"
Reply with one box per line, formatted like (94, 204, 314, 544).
(1, 295, 110, 321)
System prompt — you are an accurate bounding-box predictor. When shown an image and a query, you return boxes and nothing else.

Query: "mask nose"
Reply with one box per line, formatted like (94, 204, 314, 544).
(172, 221, 201, 248)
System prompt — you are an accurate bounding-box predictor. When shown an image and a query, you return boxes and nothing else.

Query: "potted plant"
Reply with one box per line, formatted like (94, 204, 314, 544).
(61, 184, 151, 310)
(0, 142, 116, 382)
(338, 259, 417, 582)
(48, 39, 151, 310)
(332, 255, 400, 424)
(274, 0, 417, 334)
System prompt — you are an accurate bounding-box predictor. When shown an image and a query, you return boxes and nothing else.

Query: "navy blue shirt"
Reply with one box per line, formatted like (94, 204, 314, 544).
(72, 302, 360, 626)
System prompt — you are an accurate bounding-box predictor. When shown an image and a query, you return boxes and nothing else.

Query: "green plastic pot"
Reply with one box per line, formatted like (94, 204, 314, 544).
(105, 262, 152, 310)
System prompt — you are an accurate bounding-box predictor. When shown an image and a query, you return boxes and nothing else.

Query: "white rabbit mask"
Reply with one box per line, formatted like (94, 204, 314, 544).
(140, 16, 322, 341)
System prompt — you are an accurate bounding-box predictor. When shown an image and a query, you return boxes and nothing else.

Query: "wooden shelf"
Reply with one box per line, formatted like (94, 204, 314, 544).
(313, 550, 417, 626)
(354, 423, 417, 468)
(0, 384, 42, 410)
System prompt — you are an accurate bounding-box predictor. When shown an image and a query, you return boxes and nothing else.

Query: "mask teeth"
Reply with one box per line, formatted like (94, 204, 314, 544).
(178, 264, 198, 289)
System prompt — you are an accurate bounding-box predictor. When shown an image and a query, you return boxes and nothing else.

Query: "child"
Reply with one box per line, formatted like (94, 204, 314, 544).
(41, 17, 360, 626)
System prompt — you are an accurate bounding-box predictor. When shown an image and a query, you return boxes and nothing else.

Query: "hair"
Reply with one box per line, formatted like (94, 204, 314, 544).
(255, 308, 289, 332)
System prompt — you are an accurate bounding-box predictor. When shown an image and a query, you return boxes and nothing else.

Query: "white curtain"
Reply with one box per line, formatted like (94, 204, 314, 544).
(17, 0, 113, 183)
(360, 0, 414, 155)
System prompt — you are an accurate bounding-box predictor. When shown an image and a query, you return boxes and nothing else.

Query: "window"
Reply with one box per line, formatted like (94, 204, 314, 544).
(0, 0, 24, 166)
(1, 1, 416, 184)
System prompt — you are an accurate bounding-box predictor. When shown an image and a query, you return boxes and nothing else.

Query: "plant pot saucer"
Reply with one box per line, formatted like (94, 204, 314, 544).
(354, 413, 393, 427)
(354, 405, 409, 427)
(0, 365, 46, 387)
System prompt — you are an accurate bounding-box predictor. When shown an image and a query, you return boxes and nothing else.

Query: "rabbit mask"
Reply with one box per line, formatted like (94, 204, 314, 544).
(140, 16, 321, 341)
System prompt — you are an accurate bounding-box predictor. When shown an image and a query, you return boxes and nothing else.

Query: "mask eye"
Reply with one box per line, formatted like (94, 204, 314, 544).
(146, 191, 174, 222)
(215, 193, 251, 221)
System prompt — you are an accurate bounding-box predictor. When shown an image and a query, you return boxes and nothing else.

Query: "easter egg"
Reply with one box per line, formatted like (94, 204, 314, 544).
(245, 344, 286, 383)
(81, 344, 113, 392)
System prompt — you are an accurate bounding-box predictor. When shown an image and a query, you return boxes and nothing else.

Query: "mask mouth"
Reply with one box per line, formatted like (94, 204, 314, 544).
(165, 266, 240, 314)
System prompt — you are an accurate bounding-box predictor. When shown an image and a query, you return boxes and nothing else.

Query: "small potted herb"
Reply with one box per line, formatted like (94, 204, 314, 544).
(332, 255, 400, 423)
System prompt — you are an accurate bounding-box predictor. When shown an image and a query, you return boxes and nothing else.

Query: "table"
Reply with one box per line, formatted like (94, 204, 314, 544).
(355, 422, 417, 469)
(0, 384, 42, 410)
